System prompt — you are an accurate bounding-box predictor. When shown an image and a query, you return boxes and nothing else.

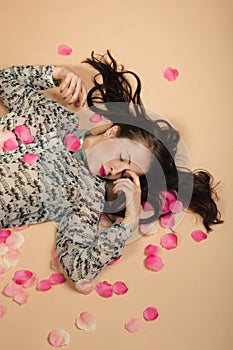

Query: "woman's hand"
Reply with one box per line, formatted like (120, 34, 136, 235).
(112, 170, 142, 232)
(52, 66, 87, 107)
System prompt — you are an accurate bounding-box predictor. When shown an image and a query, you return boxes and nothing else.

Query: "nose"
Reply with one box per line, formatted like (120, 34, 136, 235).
(109, 161, 126, 176)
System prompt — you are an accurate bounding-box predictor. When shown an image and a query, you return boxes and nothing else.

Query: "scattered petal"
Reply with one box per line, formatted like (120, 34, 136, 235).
(0, 257, 10, 274)
(49, 273, 66, 285)
(3, 281, 24, 297)
(14, 125, 34, 144)
(160, 233, 178, 250)
(13, 270, 35, 287)
(0, 243, 9, 255)
(57, 44, 73, 56)
(14, 289, 29, 305)
(3, 250, 21, 266)
(75, 311, 96, 332)
(89, 113, 103, 123)
(64, 134, 81, 152)
(162, 66, 179, 81)
(145, 255, 164, 271)
(13, 225, 29, 231)
(144, 244, 160, 256)
(37, 279, 52, 291)
(142, 201, 154, 211)
(0, 304, 6, 319)
(5, 232, 24, 249)
(0, 229, 11, 243)
(22, 153, 39, 164)
(48, 329, 70, 347)
(3, 138, 19, 151)
(143, 306, 159, 321)
(124, 318, 140, 333)
(108, 256, 121, 265)
(112, 281, 128, 295)
(95, 281, 113, 298)
(160, 213, 175, 228)
(75, 280, 94, 295)
(140, 221, 158, 235)
(191, 230, 208, 242)
(169, 200, 183, 213)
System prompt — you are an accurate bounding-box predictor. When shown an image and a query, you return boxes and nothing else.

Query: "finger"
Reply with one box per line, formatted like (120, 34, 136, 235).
(80, 83, 88, 107)
(63, 77, 80, 101)
(68, 78, 82, 104)
(59, 75, 73, 93)
(124, 170, 140, 187)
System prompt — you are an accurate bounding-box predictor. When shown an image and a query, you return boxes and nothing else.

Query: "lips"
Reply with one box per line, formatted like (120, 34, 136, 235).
(99, 165, 106, 177)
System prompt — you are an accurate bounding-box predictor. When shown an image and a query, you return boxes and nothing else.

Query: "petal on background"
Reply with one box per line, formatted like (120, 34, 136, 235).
(142, 201, 154, 211)
(169, 200, 183, 213)
(64, 134, 81, 152)
(143, 306, 159, 321)
(144, 244, 160, 256)
(124, 318, 140, 333)
(160, 233, 178, 250)
(3, 138, 19, 151)
(3, 250, 21, 267)
(0, 243, 9, 255)
(0, 257, 10, 274)
(95, 281, 113, 298)
(13, 270, 34, 286)
(5, 232, 24, 249)
(162, 66, 179, 81)
(160, 213, 175, 228)
(13, 225, 29, 231)
(75, 280, 94, 295)
(48, 329, 70, 347)
(22, 153, 39, 164)
(89, 113, 103, 123)
(112, 281, 128, 295)
(0, 229, 11, 243)
(0, 304, 6, 319)
(14, 289, 29, 305)
(139, 221, 158, 235)
(23, 275, 36, 288)
(145, 255, 164, 272)
(14, 125, 34, 144)
(49, 273, 66, 285)
(37, 279, 52, 291)
(75, 311, 96, 332)
(57, 44, 73, 56)
(3, 281, 24, 297)
(191, 230, 208, 242)
(108, 256, 121, 265)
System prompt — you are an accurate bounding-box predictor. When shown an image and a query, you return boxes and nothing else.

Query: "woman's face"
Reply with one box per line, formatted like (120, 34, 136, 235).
(86, 137, 152, 180)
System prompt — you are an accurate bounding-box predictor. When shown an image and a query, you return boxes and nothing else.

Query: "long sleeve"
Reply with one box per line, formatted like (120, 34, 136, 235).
(56, 209, 133, 284)
(0, 65, 58, 111)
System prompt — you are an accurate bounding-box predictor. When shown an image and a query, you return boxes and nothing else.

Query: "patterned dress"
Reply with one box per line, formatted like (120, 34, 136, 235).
(0, 65, 132, 285)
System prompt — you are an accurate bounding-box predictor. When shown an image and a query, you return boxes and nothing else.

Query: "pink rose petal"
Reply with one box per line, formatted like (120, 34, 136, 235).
(22, 153, 39, 164)
(142, 201, 154, 211)
(89, 113, 103, 123)
(0, 257, 10, 274)
(163, 66, 179, 81)
(3, 281, 24, 297)
(14, 289, 29, 305)
(3, 138, 19, 151)
(124, 318, 140, 333)
(49, 273, 66, 285)
(3, 249, 21, 266)
(108, 256, 121, 265)
(13, 225, 29, 231)
(0, 243, 9, 255)
(160, 213, 175, 228)
(112, 281, 128, 295)
(75, 311, 96, 332)
(57, 44, 73, 56)
(75, 280, 94, 295)
(64, 134, 81, 152)
(145, 255, 164, 271)
(144, 244, 160, 256)
(140, 221, 158, 235)
(169, 200, 183, 213)
(37, 279, 52, 291)
(191, 230, 208, 242)
(5, 232, 24, 249)
(143, 306, 159, 321)
(160, 233, 178, 250)
(95, 281, 113, 298)
(0, 304, 6, 318)
(48, 329, 70, 347)
(13, 270, 35, 287)
(14, 125, 34, 144)
(0, 229, 11, 243)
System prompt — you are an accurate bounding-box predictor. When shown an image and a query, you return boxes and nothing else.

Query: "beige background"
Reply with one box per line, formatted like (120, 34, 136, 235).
(0, 0, 232, 349)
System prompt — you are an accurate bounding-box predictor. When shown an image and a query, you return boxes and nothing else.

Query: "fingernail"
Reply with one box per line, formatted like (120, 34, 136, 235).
(62, 97, 66, 100)
(68, 102, 73, 105)
(82, 102, 85, 107)
(60, 89, 63, 93)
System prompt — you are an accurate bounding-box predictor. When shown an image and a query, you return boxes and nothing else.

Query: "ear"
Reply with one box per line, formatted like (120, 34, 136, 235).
(108, 125, 120, 137)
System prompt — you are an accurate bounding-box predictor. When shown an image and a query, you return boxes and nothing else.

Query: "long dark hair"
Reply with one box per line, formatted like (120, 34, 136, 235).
(82, 50, 223, 232)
